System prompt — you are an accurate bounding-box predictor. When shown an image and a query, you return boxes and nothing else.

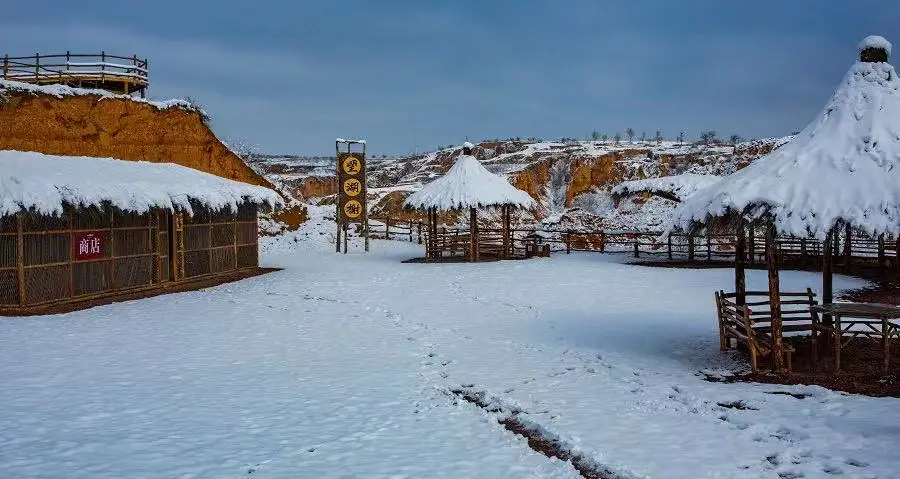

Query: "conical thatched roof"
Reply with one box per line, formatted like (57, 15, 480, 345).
(404, 155, 535, 212)
(673, 36, 900, 239)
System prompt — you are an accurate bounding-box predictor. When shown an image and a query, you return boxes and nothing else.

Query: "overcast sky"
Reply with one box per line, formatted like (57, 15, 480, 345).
(2, 1, 898, 155)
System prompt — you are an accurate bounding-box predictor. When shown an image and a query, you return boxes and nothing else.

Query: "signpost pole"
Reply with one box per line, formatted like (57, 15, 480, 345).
(335, 141, 342, 253)
(363, 142, 370, 253)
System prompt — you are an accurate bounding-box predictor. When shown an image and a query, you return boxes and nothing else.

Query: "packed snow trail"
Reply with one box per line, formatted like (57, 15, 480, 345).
(1, 217, 897, 478)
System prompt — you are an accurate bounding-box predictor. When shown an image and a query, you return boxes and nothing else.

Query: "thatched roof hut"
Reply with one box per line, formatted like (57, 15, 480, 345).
(404, 147, 535, 261)
(404, 155, 535, 212)
(673, 35, 900, 240)
(670, 35, 900, 374)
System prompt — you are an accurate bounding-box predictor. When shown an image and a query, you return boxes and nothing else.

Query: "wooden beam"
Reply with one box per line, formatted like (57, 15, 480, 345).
(766, 220, 785, 374)
(843, 223, 852, 271)
(748, 225, 755, 264)
(469, 207, 478, 262)
(735, 221, 746, 307)
(822, 229, 834, 345)
(16, 212, 25, 307)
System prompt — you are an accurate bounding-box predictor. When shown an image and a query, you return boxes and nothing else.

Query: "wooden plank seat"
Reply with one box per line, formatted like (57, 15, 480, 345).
(715, 289, 822, 374)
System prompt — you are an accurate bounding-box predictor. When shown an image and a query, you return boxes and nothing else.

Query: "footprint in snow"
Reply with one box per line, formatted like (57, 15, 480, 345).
(844, 458, 869, 468)
(822, 465, 844, 475)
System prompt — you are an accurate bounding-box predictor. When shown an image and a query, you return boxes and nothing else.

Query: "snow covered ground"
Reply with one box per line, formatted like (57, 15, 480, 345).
(1, 208, 897, 479)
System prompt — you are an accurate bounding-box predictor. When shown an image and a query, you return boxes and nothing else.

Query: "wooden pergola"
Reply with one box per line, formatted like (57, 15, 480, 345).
(672, 35, 900, 374)
(404, 144, 535, 262)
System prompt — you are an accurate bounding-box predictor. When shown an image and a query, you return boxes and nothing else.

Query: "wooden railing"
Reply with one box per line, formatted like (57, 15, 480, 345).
(368, 217, 900, 275)
(2, 52, 149, 95)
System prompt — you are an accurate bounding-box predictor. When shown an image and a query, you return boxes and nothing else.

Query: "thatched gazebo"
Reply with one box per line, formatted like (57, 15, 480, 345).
(671, 35, 900, 374)
(404, 142, 535, 261)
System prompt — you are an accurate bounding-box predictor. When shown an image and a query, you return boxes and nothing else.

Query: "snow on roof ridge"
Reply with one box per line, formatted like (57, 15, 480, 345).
(0, 150, 283, 217)
(0, 78, 202, 113)
(859, 35, 892, 56)
(672, 58, 900, 239)
(335, 138, 367, 144)
(404, 154, 535, 211)
(611, 174, 722, 201)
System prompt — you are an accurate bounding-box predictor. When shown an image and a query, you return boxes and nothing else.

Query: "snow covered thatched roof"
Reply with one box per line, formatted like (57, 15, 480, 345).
(404, 155, 535, 211)
(673, 36, 900, 239)
(610, 174, 721, 202)
(0, 150, 283, 217)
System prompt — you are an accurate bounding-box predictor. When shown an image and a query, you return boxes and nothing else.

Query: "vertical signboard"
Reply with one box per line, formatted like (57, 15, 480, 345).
(335, 139, 369, 253)
(337, 152, 366, 224)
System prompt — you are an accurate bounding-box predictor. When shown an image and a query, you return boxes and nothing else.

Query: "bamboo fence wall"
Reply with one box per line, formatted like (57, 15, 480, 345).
(0, 203, 259, 312)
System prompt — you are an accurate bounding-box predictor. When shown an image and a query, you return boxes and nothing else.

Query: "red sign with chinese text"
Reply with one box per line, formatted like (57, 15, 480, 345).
(74, 231, 105, 261)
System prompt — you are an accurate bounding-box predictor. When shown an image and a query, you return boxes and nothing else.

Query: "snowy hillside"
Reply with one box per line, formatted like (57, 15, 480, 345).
(248, 136, 794, 232)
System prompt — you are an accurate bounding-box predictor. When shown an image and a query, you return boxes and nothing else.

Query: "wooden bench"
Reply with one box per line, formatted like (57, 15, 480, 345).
(715, 289, 821, 374)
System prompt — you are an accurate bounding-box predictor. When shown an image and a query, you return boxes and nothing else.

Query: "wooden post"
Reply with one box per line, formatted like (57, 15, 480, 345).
(735, 222, 746, 307)
(843, 223, 852, 271)
(822, 229, 834, 343)
(748, 226, 755, 264)
(34, 53, 39, 80)
(3, 54, 8, 79)
(67, 213, 74, 296)
(833, 231, 840, 268)
(599, 231, 606, 253)
(633, 236, 639, 258)
(408, 221, 413, 242)
(896, 237, 900, 280)
(799, 238, 807, 269)
(878, 234, 886, 276)
(687, 233, 695, 262)
(233, 217, 239, 270)
(766, 221, 785, 374)
(417, 221, 423, 245)
(706, 235, 712, 262)
(16, 212, 25, 307)
(385, 217, 391, 240)
(566, 229, 571, 255)
(503, 206, 512, 259)
(667, 234, 673, 260)
(342, 222, 348, 255)
(469, 207, 478, 262)
(109, 210, 116, 290)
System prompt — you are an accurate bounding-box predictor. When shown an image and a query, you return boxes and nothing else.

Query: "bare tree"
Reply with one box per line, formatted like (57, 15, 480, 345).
(700, 131, 717, 145)
(655, 130, 663, 145)
(729, 134, 742, 145)
(625, 127, 635, 144)
(614, 132, 622, 144)
(601, 133, 608, 142)
(591, 130, 601, 141)
(678, 131, 685, 144)
(640, 131, 647, 142)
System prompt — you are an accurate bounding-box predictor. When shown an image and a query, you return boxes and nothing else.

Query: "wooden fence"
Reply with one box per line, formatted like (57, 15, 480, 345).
(368, 217, 900, 276)
(2, 52, 149, 96)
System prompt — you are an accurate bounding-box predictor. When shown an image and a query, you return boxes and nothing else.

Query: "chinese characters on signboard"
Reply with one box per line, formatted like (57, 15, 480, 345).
(337, 152, 367, 224)
(74, 231, 105, 261)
